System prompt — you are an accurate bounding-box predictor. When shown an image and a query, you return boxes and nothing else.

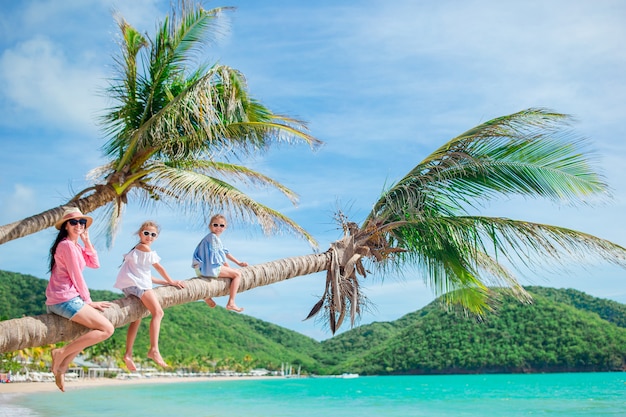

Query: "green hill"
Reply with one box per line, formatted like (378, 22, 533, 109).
(1, 270, 625, 375)
(525, 286, 626, 327)
(325, 289, 626, 375)
(0, 270, 323, 373)
(0, 270, 49, 319)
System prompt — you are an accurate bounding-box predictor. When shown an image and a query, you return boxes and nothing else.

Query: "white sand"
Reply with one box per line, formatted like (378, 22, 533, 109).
(0, 375, 278, 395)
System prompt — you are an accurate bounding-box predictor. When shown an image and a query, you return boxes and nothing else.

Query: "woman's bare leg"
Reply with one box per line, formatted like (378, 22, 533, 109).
(51, 305, 113, 391)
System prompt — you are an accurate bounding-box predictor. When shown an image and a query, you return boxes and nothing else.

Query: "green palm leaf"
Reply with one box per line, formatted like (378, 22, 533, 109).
(86, 3, 321, 247)
(146, 163, 316, 246)
(369, 108, 606, 222)
(358, 108, 623, 315)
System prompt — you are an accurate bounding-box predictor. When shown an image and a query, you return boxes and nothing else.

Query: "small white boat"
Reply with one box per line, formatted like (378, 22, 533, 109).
(339, 373, 359, 379)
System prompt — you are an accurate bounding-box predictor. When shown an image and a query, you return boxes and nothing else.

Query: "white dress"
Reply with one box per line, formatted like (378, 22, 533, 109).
(114, 248, 161, 290)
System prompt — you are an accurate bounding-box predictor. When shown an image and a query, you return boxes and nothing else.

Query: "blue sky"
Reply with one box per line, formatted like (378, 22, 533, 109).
(1, 0, 625, 341)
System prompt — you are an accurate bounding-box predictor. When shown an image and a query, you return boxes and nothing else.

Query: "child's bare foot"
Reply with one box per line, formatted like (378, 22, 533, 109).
(204, 298, 216, 308)
(226, 304, 244, 313)
(124, 354, 137, 371)
(148, 351, 168, 368)
(54, 371, 65, 392)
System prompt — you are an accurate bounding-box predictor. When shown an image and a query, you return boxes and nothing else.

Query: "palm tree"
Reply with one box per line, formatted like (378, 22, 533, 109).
(2, 108, 626, 353)
(0, 1, 321, 248)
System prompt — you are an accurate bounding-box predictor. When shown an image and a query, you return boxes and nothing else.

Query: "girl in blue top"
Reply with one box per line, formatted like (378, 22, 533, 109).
(192, 214, 247, 312)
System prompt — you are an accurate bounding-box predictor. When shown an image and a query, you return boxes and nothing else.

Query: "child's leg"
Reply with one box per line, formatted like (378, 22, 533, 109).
(139, 290, 168, 367)
(220, 266, 243, 312)
(196, 267, 216, 307)
(124, 320, 141, 371)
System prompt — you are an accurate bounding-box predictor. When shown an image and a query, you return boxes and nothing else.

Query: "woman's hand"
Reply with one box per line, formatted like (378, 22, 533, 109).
(90, 301, 111, 311)
(80, 229, 95, 251)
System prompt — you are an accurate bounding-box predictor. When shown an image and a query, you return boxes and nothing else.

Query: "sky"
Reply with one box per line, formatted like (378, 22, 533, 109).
(1, 0, 625, 341)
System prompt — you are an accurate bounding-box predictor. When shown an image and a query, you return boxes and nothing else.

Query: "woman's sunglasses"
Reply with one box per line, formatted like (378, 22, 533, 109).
(142, 231, 158, 238)
(68, 218, 88, 226)
(212, 223, 226, 228)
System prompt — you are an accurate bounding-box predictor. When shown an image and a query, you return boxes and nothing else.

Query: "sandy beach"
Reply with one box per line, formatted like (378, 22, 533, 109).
(0, 375, 278, 395)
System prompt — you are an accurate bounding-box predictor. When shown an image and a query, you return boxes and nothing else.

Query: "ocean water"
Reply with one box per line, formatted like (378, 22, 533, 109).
(2, 373, 625, 417)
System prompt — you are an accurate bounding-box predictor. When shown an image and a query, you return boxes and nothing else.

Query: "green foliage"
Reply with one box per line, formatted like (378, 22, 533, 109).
(0, 270, 48, 319)
(91, 3, 320, 247)
(118, 302, 323, 372)
(0, 270, 324, 373)
(2, 270, 626, 375)
(362, 108, 626, 316)
(327, 289, 626, 375)
(525, 286, 626, 327)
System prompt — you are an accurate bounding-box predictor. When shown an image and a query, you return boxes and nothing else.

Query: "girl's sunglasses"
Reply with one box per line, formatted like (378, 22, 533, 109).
(142, 231, 158, 238)
(212, 223, 226, 228)
(68, 218, 88, 226)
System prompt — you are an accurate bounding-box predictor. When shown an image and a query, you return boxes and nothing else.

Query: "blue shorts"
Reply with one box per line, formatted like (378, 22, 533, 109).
(122, 286, 147, 299)
(47, 296, 85, 320)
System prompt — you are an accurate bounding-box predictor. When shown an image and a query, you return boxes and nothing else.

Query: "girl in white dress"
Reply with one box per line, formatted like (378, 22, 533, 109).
(115, 221, 185, 371)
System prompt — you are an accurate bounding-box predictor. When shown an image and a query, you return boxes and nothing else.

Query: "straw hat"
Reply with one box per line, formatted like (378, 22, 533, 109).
(54, 207, 93, 230)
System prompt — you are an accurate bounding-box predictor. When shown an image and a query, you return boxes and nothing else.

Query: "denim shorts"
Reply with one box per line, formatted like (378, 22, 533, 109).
(47, 296, 85, 320)
(122, 286, 146, 299)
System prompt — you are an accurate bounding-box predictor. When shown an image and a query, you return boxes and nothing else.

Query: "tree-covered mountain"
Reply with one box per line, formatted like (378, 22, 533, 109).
(0, 270, 323, 372)
(524, 286, 626, 328)
(323, 289, 626, 375)
(1, 270, 625, 375)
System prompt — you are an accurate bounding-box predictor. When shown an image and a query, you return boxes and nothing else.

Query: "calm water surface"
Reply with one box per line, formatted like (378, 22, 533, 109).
(2, 373, 625, 416)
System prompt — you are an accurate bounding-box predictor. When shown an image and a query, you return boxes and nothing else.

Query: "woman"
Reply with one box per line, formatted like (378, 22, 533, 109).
(46, 207, 114, 392)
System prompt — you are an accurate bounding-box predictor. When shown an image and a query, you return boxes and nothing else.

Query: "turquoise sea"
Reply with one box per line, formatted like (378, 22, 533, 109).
(2, 373, 625, 416)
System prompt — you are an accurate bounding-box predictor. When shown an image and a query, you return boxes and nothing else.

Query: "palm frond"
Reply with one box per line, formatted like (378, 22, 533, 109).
(373, 214, 626, 312)
(147, 165, 318, 247)
(164, 5, 233, 74)
(90, 198, 126, 249)
(110, 64, 318, 170)
(368, 108, 608, 223)
(169, 159, 300, 205)
(100, 16, 149, 158)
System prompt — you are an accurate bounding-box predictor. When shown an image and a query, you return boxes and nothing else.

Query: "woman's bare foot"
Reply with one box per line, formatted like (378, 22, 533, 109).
(54, 371, 65, 392)
(147, 350, 168, 368)
(124, 354, 137, 371)
(226, 304, 244, 313)
(51, 348, 62, 375)
(204, 298, 216, 308)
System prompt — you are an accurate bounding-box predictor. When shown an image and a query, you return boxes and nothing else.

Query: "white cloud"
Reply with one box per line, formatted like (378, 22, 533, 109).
(2, 0, 626, 340)
(1, 184, 37, 221)
(0, 37, 106, 132)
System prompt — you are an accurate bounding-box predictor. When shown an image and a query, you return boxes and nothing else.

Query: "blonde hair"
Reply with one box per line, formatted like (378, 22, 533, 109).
(119, 221, 162, 265)
(209, 214, 227, 225)
(137, 220, 161, 235)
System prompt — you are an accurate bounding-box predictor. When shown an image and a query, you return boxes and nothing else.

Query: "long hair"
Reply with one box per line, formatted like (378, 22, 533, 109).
(48, 223, 70, 273)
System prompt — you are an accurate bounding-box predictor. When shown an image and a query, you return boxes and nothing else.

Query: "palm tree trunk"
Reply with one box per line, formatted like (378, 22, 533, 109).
(0, 186, 117, 245)
(0, 252, 331, 353)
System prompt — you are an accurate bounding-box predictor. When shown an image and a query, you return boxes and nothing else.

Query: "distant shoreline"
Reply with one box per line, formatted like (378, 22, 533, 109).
(0, 374, 281, 395)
